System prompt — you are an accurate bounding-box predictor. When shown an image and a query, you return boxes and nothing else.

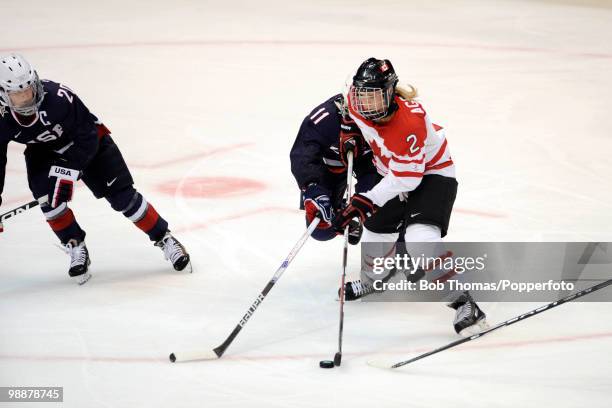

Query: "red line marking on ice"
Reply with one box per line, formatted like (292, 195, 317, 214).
(1, 331, 610, 364)
(1, 40, 612, 60)
(157, 176, 266, 199)
(174, 205, 504, 234)
(174, 206, 300, 233)
(130, 142, 252, 169)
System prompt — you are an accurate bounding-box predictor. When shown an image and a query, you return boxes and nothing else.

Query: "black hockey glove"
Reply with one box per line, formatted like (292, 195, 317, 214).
(333, 193, 377, 231)
(339, 115, 366, 167)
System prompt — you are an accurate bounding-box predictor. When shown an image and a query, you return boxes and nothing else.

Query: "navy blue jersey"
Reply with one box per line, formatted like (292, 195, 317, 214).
(0, 80, 104, 198)
(290, 94, 378, 195)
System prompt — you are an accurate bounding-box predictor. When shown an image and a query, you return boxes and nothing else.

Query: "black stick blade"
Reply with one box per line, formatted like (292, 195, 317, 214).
(333, 352, 342, 366)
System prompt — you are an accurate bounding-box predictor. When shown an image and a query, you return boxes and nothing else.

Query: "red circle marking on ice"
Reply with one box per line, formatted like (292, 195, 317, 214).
(157, 177, 265, 198)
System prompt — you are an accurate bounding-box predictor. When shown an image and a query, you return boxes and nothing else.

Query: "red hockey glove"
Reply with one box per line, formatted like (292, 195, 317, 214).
(303, 184, 333, 228)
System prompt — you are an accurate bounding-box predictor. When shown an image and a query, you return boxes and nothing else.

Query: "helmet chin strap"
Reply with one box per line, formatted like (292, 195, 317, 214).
(381, 96, 398, 119)
(11, 109, 39, 127)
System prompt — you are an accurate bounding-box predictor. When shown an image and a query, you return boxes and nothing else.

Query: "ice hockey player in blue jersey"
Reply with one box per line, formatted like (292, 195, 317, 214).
(290, 94, 379, 245)
(291, 94, 414, 301)
(0, 53, 191, 284)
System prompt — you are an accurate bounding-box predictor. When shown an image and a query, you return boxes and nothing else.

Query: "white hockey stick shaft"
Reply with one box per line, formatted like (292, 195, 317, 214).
(170, 217, 321, 362)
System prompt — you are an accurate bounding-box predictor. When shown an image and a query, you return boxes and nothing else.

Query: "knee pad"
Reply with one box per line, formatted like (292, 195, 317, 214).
(106, 185, 137, 212)
(403, 224, 442, 243)
(403, 224, 444, 274)
(361, 227, 399, 243)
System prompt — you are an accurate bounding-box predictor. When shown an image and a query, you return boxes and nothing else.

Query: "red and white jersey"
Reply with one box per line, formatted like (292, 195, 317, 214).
(348, 96, 455, 207)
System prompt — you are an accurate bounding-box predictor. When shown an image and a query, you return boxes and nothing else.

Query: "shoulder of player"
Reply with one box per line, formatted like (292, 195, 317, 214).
(395, 96, 427, 120)
(41, 79, 80, 102)
(396, 97, 431, 136)
(42, 79, 61, 92)
(306, 94, 341, 129)
(39, 79, 81, 116)
(395, 100, 446, 137)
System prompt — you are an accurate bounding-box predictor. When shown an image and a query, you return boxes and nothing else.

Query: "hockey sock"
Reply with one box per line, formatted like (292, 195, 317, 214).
(42, 202, 86, 244)
(107, 187, 168, 242)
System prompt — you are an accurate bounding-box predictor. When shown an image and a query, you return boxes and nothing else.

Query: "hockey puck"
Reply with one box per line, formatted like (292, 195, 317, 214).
(319, 360, 334, 369)
(169, 353, 176, 363)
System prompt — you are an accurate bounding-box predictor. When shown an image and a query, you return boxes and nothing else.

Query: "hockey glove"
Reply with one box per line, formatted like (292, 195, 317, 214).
(339, 115, 366, 167)
(303, 184, 334, 228)
(333, 193, 376, 231)
(48, 165, 80, 208)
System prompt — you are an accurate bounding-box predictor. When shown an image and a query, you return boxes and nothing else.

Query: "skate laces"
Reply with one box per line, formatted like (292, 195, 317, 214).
(61, 241, 87, 268)
(454, 301, 473, 325)
(350, 280, 373, 296)
(160, 235, 185, 264)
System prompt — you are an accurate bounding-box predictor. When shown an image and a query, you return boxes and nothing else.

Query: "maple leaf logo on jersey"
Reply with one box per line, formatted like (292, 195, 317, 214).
(0, 104, 6, 118)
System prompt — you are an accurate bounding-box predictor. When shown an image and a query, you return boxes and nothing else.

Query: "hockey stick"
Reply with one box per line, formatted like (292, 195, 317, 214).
(0, 199, 41, 223)
(169, 216, 321, 363)
(333, 150, 354, 367)
(369, 277, 612, 369)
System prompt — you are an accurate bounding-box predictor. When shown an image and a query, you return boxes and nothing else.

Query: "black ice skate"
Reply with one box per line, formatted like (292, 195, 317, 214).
(63, 239, 92, 285)
(339, 279, 375, 301)
(347, 219, 363, 245)
(448, 291, 488, 336)
(155, 231, 192, 272)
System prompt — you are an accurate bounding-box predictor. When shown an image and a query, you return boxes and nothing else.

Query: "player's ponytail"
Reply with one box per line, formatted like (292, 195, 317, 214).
(395, 84, 418, 101)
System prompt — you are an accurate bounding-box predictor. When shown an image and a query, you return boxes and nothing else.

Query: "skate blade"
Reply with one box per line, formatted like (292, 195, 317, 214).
(73, 272, 92, 285)
(458, 317, 489, 337)
(173, 258, 193, 273)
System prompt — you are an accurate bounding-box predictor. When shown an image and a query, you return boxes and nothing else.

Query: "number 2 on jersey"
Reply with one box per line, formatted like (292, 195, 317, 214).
(406, 134, 419, 154)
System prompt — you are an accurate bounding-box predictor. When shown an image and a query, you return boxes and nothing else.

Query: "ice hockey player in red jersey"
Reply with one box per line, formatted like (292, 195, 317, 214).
(0, 53, 191, 284)
(334, 57, 488, 336)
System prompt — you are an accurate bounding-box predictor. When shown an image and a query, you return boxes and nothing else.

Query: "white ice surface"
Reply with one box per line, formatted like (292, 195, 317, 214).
(1, 1, 612, 407)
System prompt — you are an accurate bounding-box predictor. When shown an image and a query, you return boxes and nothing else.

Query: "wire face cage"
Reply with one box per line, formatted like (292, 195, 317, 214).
(349, 85, 393, 120)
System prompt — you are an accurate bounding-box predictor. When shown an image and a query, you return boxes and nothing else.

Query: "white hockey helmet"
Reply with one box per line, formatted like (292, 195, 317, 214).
(0, 53, 44, 116)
